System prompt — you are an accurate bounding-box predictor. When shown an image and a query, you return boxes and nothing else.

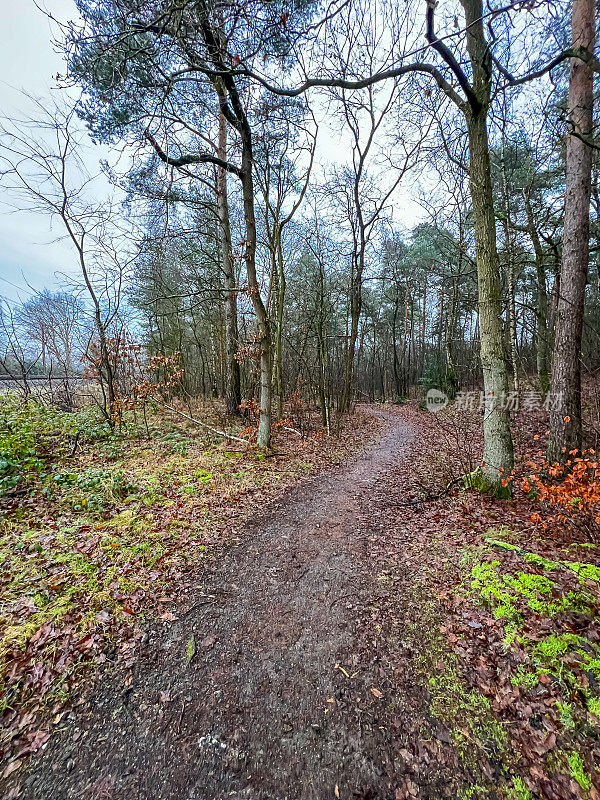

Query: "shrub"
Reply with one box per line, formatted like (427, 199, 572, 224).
(0, 397, 77, 494)
(522, 449, 600, 539)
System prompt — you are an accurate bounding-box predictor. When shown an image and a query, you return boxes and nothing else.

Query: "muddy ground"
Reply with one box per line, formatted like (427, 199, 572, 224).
(10, 411, 467, 800)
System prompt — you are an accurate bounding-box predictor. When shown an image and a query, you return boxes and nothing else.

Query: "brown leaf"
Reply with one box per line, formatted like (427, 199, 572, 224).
(370, 687, 384, 699)
(2, 758, 22, 779)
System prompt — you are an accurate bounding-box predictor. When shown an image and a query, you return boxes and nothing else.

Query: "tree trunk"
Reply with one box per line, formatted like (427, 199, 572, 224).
(445, 274, 458, 397)
(275, 225, 286, 419)
(466, 109, 514, 493)
(421, 275, 427, 374)
(392, 284, 402, 399)
(316, 258, 329, 431)
(216, 105, 242, 416)
(548, 0, 595, 463)
(523, 192, 550, 395)
(500, 150, 519, 394)
(462, 0, 514, 495)
(240, 137, 272, 448)
(341, 251, 362, 413)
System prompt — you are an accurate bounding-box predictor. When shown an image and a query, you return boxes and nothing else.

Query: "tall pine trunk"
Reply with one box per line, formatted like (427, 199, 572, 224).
(548, 0, 595, 463)
(500, 151, 519, 393)
(275, 225, 286, 419)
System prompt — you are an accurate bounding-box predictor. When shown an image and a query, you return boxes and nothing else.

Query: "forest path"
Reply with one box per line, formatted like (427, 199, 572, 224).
(19, 410, 453, 800)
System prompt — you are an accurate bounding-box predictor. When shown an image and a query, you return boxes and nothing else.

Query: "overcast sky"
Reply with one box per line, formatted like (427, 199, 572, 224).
(0, 1, 83, 303)
(0, 0, 424, 305)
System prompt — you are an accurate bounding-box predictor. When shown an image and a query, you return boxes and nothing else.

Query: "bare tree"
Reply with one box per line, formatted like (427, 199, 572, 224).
(0, 299, 41, 398)
(0, 102, 131, 423)
(254, 94, 318, 418)
(16, 289, 84, 375)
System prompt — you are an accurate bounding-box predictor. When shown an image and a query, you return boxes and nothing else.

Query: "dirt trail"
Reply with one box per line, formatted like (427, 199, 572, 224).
(17, 411, 441, 800)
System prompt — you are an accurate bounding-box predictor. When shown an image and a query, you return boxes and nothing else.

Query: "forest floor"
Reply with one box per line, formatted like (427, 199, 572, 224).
(2, 405, 600, 800)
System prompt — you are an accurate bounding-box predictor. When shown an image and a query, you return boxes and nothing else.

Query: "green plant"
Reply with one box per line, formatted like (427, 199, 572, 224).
(565, 751, 592, 792)
(0, 398, 75, 493)
(51, 467, 138, 510)
(508, 776, 533, 800)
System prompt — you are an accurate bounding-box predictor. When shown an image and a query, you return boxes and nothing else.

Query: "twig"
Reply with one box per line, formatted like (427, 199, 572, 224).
(283, 425, 303, 437)
(68, 430, 80, 458)
(388, 476, 464, 507)
(151, 397, 249, 445)
(177, 698, 186, 734)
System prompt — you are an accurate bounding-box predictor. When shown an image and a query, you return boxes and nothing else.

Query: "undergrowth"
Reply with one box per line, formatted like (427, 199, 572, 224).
(0, 395, 376, 769)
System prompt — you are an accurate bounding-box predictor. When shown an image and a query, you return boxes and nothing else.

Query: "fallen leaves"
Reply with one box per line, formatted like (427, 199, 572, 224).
(185, 634, 196, 665)
(0, 406, 380, 776)
(352, 404, 600, 799)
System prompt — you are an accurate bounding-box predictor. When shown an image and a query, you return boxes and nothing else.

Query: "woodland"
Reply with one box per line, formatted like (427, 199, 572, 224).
(0, 0, 600, 798)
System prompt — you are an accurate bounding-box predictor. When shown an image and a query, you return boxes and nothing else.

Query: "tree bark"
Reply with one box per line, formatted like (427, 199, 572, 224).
(275, 225, 286, 419)
(216, 105, 242, 416)
(466, 109, 514, 491)
(500, 150, 519, 394)
(341, 246, 363, 412)
(460, 0, 514, 495)
(523, 192, 550, 395)
(237, 137, 271, 448)
(548, 0, 595, 463)
(445, 273, 458, 397)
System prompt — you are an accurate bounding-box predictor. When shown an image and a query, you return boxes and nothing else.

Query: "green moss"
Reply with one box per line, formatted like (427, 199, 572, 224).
(556, 702, 576, 730)
(410, 598, 513, 796)
(485, 537, 600, 585)
(532, 633, 600, 684)
(459, 785, 489, 799)
(564, 561, 600, 583)
(429, 662, 509, 762)
(469, 557, 596, 628)
(464, 469, 512, 500)
(510, 666, 539, 689)
(588, 697, 600, 717)
(463, 539, 600, 757)
(508, 776, 533, 800)
(469, 560, 565, 624)
(185, 634, 196, 665)
(566, 751, 592, 792)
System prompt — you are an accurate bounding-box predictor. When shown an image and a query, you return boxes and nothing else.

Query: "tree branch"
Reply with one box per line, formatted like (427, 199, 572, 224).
(144, 129, 241, 177)
(498, 46, 600, 90)
(425, 0, 480, 111)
